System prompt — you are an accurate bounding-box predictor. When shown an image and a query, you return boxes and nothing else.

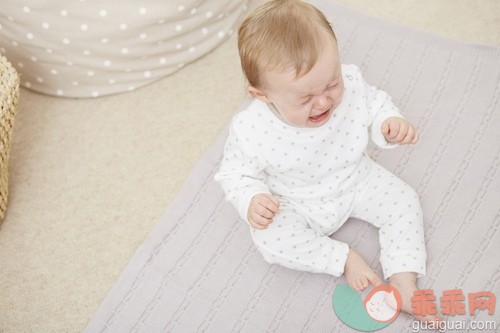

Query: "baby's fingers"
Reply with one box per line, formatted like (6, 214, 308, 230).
(248, 213, 273, 229)
(382, 119, 402, 143)
(260, 194, 280, 214)
(381, 121, 390, 137)
(412, 131, 420, 144)
(398, 125, 420, 145)
(255, 203, 276, 219)
(393, 122, 409, 142)
(248, 194, 281, 230)
(386, 120, 401, 140)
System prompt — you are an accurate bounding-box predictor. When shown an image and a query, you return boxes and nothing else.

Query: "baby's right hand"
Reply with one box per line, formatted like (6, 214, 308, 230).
(247, 193, 280, 229)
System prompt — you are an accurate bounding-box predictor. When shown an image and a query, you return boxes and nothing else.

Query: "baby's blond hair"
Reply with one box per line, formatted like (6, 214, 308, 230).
(238, 0, 336, 88)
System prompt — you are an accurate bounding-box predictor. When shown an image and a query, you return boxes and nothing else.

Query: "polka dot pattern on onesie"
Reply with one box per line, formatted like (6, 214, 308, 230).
(215, 64, 422, 278)
(0, 0, 249, 98)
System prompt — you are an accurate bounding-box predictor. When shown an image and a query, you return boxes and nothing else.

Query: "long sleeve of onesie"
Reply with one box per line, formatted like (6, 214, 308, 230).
(214, 118, 271, 224)
(357, 66, 403, 148)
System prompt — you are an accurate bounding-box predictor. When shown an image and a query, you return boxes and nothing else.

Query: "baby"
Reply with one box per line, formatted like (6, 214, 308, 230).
(215, 0, 437, 322)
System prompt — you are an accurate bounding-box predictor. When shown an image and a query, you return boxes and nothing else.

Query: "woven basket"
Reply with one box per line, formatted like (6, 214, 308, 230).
(0, 55, 19, 222)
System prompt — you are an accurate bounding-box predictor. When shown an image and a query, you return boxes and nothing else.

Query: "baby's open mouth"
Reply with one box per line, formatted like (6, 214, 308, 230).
(309, 109, 330, 122)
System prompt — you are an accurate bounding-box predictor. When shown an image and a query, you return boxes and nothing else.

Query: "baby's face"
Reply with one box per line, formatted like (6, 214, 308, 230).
(252, 32, 344, 128)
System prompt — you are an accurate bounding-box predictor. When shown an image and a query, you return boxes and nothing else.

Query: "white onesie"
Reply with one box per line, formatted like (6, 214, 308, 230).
(215, 64, 426, 279)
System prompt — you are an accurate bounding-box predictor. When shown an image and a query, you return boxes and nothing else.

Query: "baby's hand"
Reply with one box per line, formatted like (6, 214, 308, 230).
(344, 249, 382, 292)
(381, 117, 419, 145)
(248, 193, 280, 230)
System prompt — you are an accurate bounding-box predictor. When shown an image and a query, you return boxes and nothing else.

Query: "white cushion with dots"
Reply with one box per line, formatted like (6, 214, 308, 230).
(0, 0, 249, 98)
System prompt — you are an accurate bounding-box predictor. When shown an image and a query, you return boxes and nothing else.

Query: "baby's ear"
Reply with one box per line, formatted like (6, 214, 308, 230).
(248, 86, 271, 103)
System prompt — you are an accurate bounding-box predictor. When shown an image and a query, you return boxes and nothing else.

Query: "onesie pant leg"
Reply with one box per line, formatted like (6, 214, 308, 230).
(351, 163, 426, 279)
(250, 203, 350, 277)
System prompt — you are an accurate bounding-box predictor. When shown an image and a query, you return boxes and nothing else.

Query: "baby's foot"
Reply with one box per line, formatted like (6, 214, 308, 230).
(388, 272, 440, 323)
(344, 249, 382, 292)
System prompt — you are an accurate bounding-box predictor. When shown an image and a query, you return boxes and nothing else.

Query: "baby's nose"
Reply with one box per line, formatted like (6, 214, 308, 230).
(313, 95, 330, 110)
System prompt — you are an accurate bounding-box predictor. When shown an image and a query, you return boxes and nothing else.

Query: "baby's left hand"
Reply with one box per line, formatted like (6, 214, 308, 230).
(381, 117, 419, 145)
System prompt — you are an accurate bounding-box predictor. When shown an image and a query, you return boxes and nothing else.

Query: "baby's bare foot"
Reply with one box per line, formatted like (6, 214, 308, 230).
(388, 272, 440, 323)
(344, 249, 382, 292)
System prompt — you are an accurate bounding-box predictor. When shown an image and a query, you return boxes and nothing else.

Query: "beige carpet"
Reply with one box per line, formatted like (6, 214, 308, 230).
(0, 1, 499, 332)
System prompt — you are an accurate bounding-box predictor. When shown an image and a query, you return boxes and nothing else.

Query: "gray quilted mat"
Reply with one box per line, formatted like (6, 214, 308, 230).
(85, 1, 500, 332)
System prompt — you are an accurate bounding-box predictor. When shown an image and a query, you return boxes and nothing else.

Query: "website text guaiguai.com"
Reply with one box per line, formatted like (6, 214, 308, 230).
(411, 319, 497, 332)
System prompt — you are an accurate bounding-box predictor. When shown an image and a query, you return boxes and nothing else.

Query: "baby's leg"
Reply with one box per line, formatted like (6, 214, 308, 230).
(250, 205, 349, 277)
(351, 163, 435, 321)
(351, 163, 426, 279)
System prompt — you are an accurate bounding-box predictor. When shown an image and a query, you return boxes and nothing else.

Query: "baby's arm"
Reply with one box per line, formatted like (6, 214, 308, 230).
(381, 117, 419, 145)
(351, 64, 416, 148)
(247, 193, 280, 229)
(215, 117, 272, 224)
(344, 248, 382, 292)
